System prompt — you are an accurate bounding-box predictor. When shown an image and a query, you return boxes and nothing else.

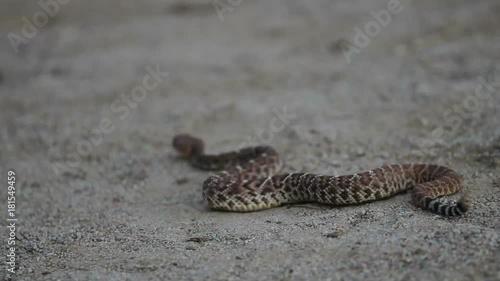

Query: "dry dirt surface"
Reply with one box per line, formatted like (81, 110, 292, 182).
(1, 0, 499, 280)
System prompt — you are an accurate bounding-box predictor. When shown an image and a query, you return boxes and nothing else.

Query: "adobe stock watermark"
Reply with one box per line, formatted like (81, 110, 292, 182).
(7, 0, 70, 54)
(418, 73, 499, 151)
(213, 0, 244, 21)
(51, 65, 169, 178)
(340, 0, 406, 63)
(235, 106, 296, 150)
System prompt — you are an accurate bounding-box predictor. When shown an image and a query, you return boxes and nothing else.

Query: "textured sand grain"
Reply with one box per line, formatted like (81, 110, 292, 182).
(1, 0, 499, 280)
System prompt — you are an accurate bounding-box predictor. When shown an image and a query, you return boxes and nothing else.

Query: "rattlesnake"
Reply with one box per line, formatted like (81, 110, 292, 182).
(173, 134, 469, 216)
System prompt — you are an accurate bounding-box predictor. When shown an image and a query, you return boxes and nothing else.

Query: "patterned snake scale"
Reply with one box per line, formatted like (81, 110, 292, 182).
(173, 134, 470, 216)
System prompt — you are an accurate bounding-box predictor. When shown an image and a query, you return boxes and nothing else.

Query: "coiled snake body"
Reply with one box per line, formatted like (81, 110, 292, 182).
(173, 134, 469, 216)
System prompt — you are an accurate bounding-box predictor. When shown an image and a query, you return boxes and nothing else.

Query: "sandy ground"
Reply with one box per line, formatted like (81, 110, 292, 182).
(1, 0, 499, 280)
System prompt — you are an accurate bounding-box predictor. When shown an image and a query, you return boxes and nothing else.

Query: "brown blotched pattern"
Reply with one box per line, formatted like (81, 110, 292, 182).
(173, 134, 469, 216)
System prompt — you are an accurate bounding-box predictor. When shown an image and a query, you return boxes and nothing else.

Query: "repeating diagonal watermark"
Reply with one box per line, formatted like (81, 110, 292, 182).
(340, 0, 406, 63)
(235, 106, 296, 150)
(212, 105, 297, 169)
(273, 73, 498, 173)
(51, 65, 169, 178)
(7, 0, 70, 54)
(213, 0, 244, 21)
(416, 72, 499, 152)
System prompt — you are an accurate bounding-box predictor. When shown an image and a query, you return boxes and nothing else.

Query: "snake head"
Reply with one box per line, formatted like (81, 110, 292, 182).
(172, 134, 205, 157)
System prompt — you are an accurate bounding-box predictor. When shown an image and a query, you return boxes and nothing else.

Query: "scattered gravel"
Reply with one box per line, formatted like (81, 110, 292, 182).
(1, 0, 499, 280)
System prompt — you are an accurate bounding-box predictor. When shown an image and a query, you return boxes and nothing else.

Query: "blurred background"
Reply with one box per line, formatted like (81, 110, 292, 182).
(1, 0, 499, 280)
